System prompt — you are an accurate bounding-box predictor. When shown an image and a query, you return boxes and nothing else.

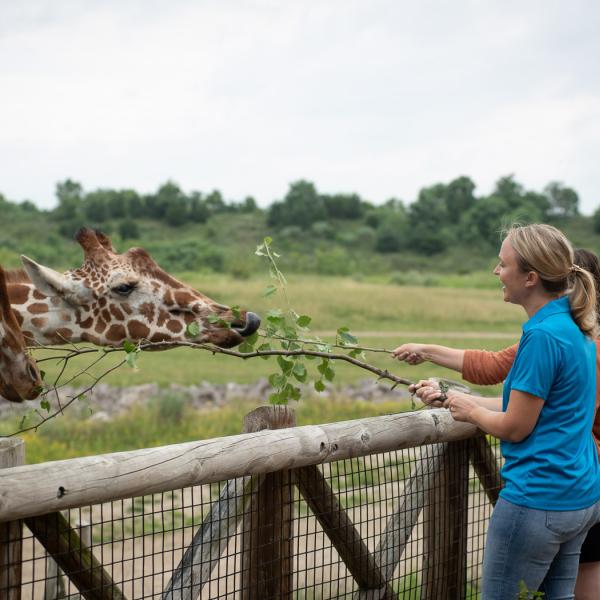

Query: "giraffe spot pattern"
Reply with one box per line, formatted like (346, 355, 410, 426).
(28, 303, 50, 314)
(128, 320, 150, 339)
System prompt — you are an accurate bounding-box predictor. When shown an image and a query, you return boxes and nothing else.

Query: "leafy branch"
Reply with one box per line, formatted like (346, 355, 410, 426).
(6, 237, 419, 433)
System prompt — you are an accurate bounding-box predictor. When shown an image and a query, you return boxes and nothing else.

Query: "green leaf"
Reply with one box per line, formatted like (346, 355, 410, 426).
(316, 343, 332, 353)
(269, 391, 285, 405)
(314, 380, 326, 392)
(337, 327, 358, 345)
(264, 236, 273, 246)
(324, 366, 336, 382)
(40, 399, 50, 413)
(257, 343, 272, 359)
(186, 321, 201, 337)
(207, 315, 229, 327)
(245, 331, 259, 346)
(126, 352, 138, 369)
(317, 359, 330, 375)
(268, 373, 286, 388)
(231, 305, 241, 320)
(296, 315, 312, 328)
(292, 362, 307, 382)
(277, 356, 294, 374)
(263, 284, 277, 298)
(266, 310, 284, 327)
(123, 340, 136, 353)
(282, 326, 298, 339)
(77, 393, 87, 402)
(238, 342, 253, 354)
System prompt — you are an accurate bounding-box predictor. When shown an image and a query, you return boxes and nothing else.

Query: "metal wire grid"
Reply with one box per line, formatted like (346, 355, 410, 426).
(1, 439, 499, 599)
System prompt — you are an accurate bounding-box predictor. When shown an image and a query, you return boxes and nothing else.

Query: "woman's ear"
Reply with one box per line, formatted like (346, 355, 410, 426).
(524, 270, 540, 288)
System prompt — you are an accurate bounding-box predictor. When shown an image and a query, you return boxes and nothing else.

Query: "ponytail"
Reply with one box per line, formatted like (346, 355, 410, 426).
(569, 267, 598, 337)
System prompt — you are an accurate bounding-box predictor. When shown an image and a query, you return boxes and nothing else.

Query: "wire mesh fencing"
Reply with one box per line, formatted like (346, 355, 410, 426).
(1, 436, 501, 599)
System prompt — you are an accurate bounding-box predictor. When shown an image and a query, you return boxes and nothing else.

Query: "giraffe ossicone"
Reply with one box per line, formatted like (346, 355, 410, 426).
(9, 228, 260, 349)
(0, 266, 43, 402)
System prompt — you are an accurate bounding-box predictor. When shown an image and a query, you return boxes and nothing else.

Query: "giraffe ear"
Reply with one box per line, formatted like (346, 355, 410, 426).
(20, 255, 72, 298)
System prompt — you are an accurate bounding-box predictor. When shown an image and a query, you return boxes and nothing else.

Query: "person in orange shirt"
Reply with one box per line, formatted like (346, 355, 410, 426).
(392, 248, 600, 600)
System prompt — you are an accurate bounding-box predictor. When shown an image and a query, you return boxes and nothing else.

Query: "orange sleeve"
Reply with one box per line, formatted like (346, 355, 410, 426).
(461, 344, 518, 386)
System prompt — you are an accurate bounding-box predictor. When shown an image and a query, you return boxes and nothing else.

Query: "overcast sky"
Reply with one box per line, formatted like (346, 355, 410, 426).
(1, 1, 599, 212)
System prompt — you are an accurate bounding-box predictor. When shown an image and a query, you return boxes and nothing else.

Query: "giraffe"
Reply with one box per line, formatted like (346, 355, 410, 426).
(0, 266, 43, 402)
(6, 228, 260, 349)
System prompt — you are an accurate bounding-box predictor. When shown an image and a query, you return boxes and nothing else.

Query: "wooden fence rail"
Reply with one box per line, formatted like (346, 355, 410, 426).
(0, 409, 478, 523)
(0, 407, 502, 600)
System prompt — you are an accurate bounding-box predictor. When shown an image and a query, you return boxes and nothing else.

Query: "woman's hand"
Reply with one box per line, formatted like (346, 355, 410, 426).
(392, 344, 428, 365)
(409, 379, 449, 408)
(447, 394, 480, 423)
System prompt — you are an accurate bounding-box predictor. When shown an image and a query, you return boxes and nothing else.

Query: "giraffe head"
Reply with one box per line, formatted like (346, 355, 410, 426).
(0, 267, 43, 402)
(17, 228, 260, 348)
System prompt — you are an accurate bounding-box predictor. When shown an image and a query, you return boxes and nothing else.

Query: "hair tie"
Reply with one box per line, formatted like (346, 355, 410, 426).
(570, 264, 584, 273)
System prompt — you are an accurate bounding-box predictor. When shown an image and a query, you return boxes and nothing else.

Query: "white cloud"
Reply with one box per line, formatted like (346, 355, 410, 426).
(0, 0, 599, 211)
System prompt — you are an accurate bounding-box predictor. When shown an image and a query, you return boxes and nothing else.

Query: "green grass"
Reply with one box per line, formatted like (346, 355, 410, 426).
(4, 275, 521, 463)
(30, 273, 520, 394)
(10, 395, 407, 464)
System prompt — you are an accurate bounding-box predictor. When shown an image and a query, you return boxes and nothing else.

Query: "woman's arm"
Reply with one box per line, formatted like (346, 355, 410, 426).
(392, 344, 465, 371)
(413, 382, 543, 441)
(462, 344, 519, 385)
(393, 343, 519, 386)
(450, 389, 544, 442)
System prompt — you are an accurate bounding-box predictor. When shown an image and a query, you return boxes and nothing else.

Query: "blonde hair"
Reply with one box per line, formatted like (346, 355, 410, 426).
(505, 224, 598, 337)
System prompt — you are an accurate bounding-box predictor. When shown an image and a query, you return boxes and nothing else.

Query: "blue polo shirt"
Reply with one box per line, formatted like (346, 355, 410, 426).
(500, 295, 600, 510)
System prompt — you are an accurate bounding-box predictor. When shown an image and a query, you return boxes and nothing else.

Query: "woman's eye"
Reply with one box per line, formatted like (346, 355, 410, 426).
(113, 283, 136, 296)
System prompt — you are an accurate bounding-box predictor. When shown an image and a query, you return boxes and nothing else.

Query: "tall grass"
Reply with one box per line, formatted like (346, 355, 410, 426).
(15, 395, 407, 464)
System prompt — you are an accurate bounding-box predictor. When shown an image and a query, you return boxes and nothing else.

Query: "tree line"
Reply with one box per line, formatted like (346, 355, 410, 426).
(0, 174, 592, 260)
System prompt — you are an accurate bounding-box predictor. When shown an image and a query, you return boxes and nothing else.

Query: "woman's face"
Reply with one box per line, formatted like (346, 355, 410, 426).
(493, 237, 530, 305)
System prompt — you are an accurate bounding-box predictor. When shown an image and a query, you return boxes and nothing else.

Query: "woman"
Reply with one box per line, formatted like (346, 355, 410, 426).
(399, 225, 600, 599)
(393, 248, 600, 599)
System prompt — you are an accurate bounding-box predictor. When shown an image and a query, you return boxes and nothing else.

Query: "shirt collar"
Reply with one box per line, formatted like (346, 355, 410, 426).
(523, 296, 570, 332)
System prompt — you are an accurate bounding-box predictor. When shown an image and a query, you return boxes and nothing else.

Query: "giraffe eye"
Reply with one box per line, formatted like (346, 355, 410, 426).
(112, 283, 136, 296)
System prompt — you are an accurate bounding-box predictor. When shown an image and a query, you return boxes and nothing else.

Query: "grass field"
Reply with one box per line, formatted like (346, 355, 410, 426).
(31, 274, 521, 389)
(3, 274, 522, 462)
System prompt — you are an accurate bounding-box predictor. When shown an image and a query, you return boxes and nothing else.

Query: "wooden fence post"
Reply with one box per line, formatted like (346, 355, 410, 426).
(241, 406, 295, 600)
(421, 440, 469, 600)
(0, 438, 25, 600)
(469, 435, 501, 506)
(44, 515, 91, 600)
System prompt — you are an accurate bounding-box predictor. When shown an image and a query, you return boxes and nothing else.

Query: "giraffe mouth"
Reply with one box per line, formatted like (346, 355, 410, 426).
(204, 312, 261, 348)
(230, 312, 261, 338)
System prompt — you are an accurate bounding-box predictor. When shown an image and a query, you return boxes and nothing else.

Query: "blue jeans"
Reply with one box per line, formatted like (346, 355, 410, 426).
(482, 497, 600, 600)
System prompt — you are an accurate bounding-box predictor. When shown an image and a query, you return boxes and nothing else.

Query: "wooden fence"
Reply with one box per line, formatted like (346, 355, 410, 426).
(0, 406, 502, 599)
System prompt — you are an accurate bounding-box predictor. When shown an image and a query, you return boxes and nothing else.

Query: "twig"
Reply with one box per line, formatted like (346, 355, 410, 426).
(6, 358, 128, 436)
(133, 341, 413, 387)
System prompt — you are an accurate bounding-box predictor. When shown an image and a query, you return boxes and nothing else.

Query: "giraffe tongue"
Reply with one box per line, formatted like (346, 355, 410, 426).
(231, 312, 261, 337)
